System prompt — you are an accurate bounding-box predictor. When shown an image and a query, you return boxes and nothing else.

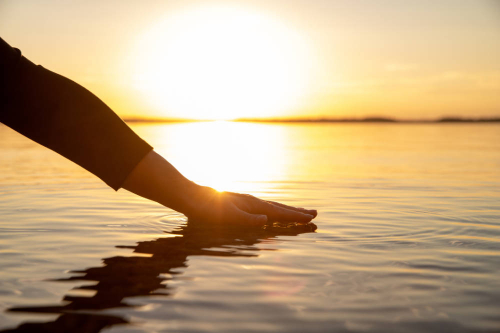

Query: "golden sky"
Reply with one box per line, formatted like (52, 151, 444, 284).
(1, 0, 499, 120)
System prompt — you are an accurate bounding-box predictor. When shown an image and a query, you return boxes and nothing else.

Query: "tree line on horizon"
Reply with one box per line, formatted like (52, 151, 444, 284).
(123, 116, 500, 123)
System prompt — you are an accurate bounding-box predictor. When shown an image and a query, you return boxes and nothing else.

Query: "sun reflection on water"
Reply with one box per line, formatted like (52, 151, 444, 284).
(136, 121, 290, 194)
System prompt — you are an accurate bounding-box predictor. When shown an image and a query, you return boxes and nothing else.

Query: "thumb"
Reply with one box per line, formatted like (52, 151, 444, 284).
(227, 205, 268, 226)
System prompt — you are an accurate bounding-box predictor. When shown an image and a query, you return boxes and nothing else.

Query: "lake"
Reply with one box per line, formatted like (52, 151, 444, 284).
(1, 122, 499, 333)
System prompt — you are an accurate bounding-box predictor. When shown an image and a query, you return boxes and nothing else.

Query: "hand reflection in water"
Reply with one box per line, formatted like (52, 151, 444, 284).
(2, 219, 317, 333)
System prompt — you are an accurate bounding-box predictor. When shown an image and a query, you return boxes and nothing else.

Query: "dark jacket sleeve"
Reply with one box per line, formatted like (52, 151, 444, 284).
(0, 37, 153, 190)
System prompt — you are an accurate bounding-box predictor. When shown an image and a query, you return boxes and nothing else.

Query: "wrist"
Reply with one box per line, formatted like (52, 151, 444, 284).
(163, 178, 201, 215)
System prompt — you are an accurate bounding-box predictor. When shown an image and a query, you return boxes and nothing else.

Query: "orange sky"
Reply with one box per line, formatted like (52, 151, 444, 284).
(1, 0, 499, 120)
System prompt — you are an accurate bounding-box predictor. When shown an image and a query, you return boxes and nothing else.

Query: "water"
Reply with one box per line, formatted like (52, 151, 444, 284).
(1, 122, 499, 333)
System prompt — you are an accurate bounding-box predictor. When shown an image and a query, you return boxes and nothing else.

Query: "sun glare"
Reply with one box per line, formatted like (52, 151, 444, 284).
(130, 6, 314, 120)
(133, 121, 290, 194)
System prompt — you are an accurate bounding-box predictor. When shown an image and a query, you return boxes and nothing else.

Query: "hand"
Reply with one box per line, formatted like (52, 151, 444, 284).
(122, 151, 317, 226)
(184, 185, 317, 226)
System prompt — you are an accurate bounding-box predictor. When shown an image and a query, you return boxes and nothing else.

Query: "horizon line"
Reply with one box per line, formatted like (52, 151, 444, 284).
(123, 116, 500, 124)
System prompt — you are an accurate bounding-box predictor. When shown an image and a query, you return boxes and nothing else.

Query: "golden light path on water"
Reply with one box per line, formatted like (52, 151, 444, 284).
(133, 121, 291, 194)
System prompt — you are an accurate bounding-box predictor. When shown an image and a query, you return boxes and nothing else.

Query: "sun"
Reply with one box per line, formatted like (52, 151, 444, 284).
(130, 6, 313, 120)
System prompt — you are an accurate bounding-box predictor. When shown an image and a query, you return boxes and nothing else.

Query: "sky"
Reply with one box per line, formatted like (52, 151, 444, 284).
(1, 0, 499, 120)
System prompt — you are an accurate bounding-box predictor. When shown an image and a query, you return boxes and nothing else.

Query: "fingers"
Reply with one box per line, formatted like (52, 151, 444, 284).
(225, 192, 317, 224)
(265, 200, 317, 218)
(260, 202, 314, 223)
(225, 204, 268, 226)
(227, 192, 317, 219)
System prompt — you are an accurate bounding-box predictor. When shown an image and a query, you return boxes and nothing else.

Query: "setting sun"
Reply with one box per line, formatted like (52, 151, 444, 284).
(130, 6, 314, 120)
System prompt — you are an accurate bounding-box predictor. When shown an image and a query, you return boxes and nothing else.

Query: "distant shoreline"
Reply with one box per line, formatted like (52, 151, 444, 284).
(124, 116, 500, 124)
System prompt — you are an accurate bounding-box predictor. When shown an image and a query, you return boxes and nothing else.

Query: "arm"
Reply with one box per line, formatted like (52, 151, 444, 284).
(0, 37, 151, 190)
(0, 37, 316, 225)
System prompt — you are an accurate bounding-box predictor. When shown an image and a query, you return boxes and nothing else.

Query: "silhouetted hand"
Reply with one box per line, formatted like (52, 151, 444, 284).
(184, 185, 317, 226)
(122, 151, 318, 226)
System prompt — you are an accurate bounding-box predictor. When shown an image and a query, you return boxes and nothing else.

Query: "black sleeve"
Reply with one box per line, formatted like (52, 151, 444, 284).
(0, 37, 153, 190)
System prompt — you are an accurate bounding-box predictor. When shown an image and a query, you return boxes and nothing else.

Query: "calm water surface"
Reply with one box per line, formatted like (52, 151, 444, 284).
(0, 122, 499, 332)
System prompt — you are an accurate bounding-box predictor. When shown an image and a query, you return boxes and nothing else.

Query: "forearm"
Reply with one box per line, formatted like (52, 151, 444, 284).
(122, 150, 198, 214)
